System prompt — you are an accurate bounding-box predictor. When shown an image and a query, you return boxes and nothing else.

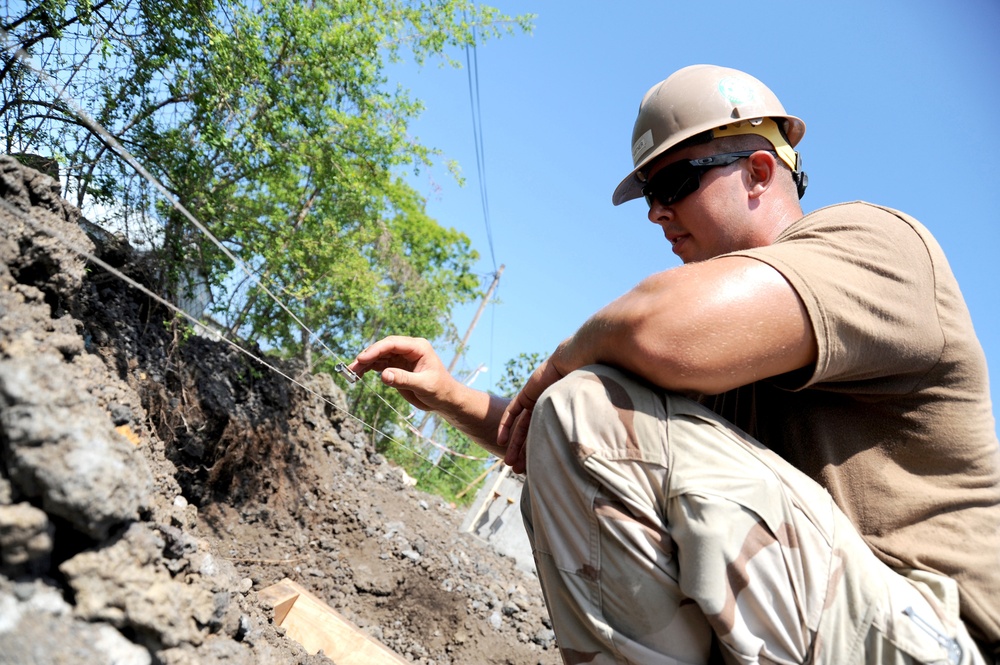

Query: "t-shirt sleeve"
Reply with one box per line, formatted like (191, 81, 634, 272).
(728, 202, 945, 391)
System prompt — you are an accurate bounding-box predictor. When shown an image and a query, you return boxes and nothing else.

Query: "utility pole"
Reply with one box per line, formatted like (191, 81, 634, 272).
(446, 264, 504, 374)
(416, 265, 504, 434)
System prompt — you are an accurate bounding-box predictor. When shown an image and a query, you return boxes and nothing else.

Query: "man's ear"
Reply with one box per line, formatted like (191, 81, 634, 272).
(746, 150, 776, 200)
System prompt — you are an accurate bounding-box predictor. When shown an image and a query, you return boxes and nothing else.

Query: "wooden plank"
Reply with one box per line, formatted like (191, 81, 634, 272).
(258, 579, 299, 626)
(259, 578, 408, 664)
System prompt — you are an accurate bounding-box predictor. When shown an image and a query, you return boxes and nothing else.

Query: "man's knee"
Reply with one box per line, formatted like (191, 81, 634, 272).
(526, 364, 671, 471)
(524, 365, 612, 471)
(532, 364, 619, 412)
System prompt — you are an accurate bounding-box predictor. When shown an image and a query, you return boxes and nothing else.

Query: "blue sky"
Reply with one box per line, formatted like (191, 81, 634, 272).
(393, 0, 999, 430)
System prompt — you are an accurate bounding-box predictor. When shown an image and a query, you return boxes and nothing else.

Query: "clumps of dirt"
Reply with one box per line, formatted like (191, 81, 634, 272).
(139, 332, 297, 509)
(0, 156, 560, 664)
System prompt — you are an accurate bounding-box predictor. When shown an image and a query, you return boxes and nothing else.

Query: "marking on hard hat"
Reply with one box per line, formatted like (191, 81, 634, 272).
(632, 129, 653, 164)
(718, 77, 757, 105)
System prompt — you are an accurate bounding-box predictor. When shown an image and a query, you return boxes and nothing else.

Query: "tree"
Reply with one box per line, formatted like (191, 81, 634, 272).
(3, 0, 532, 419)
(4, 1, 535, 495)
(495, 351, 547, 398)
(2, 0, 212, 215)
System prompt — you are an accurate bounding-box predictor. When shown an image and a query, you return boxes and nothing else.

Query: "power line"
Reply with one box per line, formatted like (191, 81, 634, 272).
(463, 8, 497, 274)
(462, 5, 504, 394)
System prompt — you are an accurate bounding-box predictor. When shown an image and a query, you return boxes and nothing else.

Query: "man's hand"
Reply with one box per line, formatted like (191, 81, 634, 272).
(497, 352, 569, 474)
(349, 336, 511, 457)
(348, 336, 457, 414)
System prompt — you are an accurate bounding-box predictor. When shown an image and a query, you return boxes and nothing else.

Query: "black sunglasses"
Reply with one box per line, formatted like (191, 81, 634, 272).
(641, 150, 776, 208)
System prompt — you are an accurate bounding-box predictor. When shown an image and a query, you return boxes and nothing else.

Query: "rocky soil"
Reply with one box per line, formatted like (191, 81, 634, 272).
(0, 156, 560, 664)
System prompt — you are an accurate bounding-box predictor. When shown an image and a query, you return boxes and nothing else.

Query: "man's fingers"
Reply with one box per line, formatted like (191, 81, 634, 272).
(379, 366, 422, 391)
(497, 401, 523, 447)
(359, 336, 430, 363)
(350, 336, 441, 378)
(503, 409, 532, 474)
(394, 388, 431, 413)
(502, 425, 522, 467)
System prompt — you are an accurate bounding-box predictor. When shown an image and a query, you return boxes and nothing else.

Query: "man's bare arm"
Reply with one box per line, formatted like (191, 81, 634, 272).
(499, 256, 817, 472)
(566, 255, 816, 393)
(349, 336, 511, 458)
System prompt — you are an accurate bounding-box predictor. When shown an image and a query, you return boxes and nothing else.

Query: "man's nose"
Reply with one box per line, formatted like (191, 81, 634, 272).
(648, 199, 673, 225)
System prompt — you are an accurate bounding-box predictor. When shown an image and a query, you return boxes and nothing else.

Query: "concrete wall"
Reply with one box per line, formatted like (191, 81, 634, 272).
(460, 466, 535, 573)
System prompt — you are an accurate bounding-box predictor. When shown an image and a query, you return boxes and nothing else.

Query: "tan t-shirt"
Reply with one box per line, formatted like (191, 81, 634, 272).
(704, 201, 1000, 649)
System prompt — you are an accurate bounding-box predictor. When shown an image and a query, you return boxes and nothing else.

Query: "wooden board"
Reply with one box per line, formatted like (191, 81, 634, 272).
(258, 578, 408, 664)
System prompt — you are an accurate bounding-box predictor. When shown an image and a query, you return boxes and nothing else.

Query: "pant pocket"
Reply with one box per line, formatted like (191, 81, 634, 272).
(868, 569, 979, 665)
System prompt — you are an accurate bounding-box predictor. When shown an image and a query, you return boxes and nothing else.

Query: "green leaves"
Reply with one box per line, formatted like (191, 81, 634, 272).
(3, 0, 534, 494)
(169, 0, 526, 368)
(496, 352, 547, 398)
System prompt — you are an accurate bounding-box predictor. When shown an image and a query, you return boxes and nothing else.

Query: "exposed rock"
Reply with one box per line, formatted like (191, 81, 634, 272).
(0, 355, 154, 540)
(0, 584, 153, 665)
(0, 502, 53, 575)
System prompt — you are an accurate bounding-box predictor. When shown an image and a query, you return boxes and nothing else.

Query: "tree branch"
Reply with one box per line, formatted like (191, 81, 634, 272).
(0, 0, 117, 84)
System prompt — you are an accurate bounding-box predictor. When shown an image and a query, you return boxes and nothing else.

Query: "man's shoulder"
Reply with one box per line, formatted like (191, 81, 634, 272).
(735, 200, 942, 294)
(794, 200, 919, 227)
(777, 200, 936, 248)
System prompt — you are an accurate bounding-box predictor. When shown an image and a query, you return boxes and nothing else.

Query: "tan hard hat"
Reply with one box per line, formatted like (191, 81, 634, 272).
(612, 64, 806, 205)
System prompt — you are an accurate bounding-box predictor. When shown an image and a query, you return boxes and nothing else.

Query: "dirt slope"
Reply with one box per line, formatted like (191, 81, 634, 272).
(0, 156, 559, 664)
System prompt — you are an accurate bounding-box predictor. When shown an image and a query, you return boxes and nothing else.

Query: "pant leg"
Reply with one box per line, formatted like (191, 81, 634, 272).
(520, 365, 984, 665)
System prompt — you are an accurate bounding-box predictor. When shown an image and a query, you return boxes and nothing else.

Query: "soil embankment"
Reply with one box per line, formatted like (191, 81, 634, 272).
(0, 156, 558, 665)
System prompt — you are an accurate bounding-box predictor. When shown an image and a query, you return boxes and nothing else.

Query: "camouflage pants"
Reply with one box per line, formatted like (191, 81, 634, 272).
(520, 366, 984, 665)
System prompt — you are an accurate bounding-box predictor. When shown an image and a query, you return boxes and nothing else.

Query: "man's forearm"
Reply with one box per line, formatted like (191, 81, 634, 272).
(436, 383, 511, 458)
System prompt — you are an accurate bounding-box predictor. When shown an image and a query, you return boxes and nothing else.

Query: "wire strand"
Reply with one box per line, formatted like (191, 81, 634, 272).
(463, 8, 496, 273)
(2, 25, 412, 435)
(1, 24, 499, 482)
(0, 26, 348, 374)
(0, 196, 490, 485)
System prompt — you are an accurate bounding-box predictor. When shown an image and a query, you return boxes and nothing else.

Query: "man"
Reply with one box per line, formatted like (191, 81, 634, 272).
(350, 65, 999, 664)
